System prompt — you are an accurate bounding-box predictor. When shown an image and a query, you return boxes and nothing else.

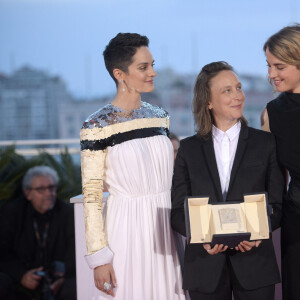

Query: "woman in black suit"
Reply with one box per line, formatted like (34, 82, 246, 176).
(171, 61, 285, 300)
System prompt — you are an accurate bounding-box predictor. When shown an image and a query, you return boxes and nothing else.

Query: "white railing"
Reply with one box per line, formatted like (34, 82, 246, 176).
(0, 139, 80, 156)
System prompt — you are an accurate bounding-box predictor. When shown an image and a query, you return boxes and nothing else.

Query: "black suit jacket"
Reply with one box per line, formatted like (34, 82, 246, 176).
(171, 126, 284, 293)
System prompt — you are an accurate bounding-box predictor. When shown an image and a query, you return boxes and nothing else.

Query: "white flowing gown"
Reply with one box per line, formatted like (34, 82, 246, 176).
(80, 102, 185, 300)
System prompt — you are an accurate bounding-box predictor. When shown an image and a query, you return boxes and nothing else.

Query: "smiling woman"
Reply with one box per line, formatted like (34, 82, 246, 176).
(171, 61, 284, 300)
(80, 33, 185, 300)
(118, 46, 156, 94)
(192, 61, 247, 138)
(208, 70, 245, 131)
(261, 24, 300, 300)
(265, 48, 300, 93)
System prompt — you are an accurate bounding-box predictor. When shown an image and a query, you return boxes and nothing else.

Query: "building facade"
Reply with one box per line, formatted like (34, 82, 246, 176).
(0, 66, 275, 142)
(0, 66, 71, 140)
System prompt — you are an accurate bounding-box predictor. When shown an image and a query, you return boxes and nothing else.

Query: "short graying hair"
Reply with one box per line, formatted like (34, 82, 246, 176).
(22, 166, 59, 191)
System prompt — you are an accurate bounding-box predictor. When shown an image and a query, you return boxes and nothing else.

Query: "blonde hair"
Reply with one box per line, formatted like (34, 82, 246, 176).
(264, 24, 300, 69)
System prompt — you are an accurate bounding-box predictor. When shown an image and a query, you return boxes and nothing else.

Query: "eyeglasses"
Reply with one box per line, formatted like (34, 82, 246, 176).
(29, 185, 57, 194)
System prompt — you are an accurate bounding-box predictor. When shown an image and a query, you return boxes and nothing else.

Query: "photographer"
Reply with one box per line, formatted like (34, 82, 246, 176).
(0, 166, 76, 300)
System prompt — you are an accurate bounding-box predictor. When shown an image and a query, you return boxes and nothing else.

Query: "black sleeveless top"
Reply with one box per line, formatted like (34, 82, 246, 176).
(267, 92, 300, 207)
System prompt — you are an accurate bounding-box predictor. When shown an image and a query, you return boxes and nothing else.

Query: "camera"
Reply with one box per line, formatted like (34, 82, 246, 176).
(34, 270, 46, 277)
(35, 261, 65, 300)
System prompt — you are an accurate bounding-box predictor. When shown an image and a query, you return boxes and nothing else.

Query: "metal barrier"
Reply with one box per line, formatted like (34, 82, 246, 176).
(0, 139, 80, 156)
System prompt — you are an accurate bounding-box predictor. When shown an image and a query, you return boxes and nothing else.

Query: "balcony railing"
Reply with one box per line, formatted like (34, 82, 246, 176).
(0, 139, 80, 156)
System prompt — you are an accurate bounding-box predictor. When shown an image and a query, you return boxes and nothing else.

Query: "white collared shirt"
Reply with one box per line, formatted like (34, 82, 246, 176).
(212, 121, 241, 200)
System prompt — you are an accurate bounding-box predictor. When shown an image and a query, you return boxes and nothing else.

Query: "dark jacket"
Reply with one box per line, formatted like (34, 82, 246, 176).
(0, 196, 75, 282)
(171, 126, 284, 293)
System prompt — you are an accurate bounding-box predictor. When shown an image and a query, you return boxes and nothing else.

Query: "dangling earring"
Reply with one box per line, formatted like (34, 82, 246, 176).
(119, 80, 125, 92)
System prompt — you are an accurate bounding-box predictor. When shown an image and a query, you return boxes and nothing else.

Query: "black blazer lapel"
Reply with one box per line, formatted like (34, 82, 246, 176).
(227, 126, 249, 197)
(201, 136, 223, 202)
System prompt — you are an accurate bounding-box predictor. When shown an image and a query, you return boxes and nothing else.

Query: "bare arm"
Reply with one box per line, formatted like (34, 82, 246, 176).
(261, 107, 289, 187)
(261, 108, 270, 132)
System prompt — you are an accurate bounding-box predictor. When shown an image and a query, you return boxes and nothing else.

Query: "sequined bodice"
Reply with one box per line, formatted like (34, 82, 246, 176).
(82, 101, 169, 129)
(80, 101, 171, 255)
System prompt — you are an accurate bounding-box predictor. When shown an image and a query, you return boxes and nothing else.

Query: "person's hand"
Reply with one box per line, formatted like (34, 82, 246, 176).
(20, 267, 43, 290)
(50, 278, 65, 296)
(235, 240, 262, 252)
(94, 263, 117, 297)
(203, 243, 228, 255)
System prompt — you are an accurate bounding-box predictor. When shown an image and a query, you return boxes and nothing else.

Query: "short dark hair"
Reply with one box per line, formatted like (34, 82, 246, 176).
(103, 33, 149, 84)
(193, 61, 247, 138)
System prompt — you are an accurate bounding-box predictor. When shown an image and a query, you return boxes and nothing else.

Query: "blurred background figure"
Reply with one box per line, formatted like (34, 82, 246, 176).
(0, 166, 76, 300)
(170, 132, 180, 163)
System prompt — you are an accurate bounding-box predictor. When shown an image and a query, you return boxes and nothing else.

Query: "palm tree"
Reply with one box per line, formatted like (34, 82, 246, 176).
(0, 146, 82, 210)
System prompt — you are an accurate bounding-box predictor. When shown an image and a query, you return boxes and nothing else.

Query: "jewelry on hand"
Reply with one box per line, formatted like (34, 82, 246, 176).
(103, 282, 112, 291)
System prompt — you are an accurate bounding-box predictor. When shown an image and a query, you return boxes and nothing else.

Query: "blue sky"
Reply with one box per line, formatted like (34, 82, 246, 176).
(0, 0, 299, 98)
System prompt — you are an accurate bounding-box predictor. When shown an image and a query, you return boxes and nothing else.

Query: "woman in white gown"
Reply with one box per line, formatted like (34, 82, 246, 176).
(80, 33, 185, 300)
